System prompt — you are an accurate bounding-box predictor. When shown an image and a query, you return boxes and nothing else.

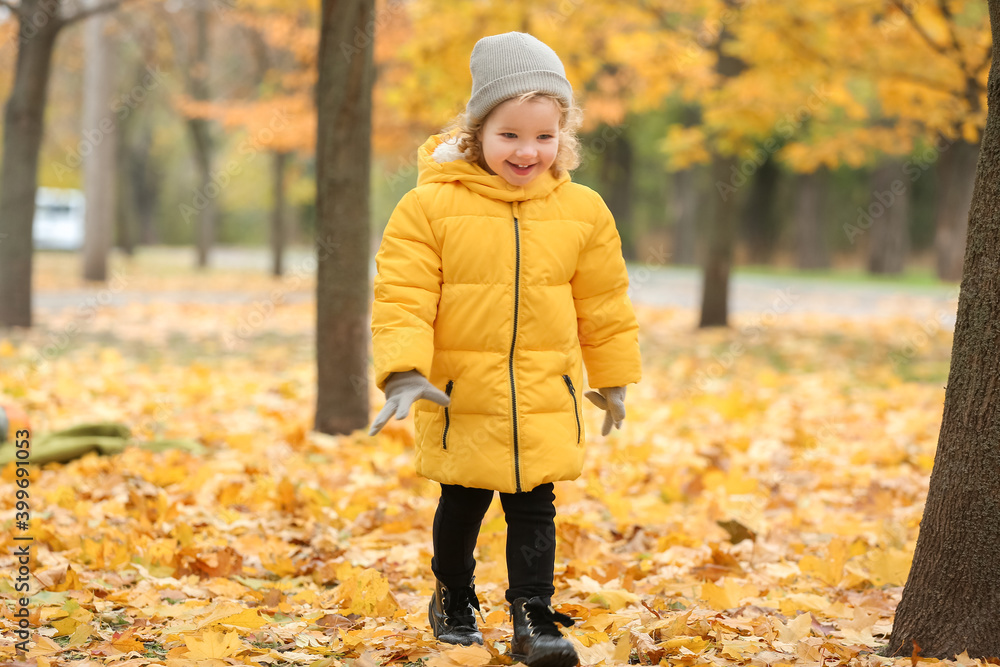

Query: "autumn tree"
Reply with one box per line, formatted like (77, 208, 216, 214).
(883, 0, 990, 280)
(314, 0, 372, 435)
(698, 0, 747, 328)
(884, 0, 1000, 657)
(0, 0, 129, 328)
(161, 0, 219, 269)
(173, 0, 318, 277)
(82, 0, 118, 282)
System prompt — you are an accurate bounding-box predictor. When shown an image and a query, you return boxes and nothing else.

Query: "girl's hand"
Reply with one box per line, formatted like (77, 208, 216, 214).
(369, 370, 451, 435)
(584, 386, 626, 436)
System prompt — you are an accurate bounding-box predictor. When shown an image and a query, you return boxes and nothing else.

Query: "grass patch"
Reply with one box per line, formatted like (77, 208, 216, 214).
(733, 264, 955, 288)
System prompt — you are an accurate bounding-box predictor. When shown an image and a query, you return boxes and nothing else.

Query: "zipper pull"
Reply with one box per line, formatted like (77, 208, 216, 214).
(563, 374, 575, 394)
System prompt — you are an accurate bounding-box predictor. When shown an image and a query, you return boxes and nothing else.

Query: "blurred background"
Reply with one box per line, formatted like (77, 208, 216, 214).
(0, 5, 992, 658)
(0, 0, 988, 283)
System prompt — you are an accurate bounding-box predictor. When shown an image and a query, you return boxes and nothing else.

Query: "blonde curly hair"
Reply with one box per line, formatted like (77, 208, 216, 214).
(445, 91, 584, 177)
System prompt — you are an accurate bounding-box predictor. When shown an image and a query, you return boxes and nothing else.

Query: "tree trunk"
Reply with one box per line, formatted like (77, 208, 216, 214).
(82, 4, 117, 281)
(933, 139, 979, 281)
(699, 154, 740, 327)
(0, 2, 62, 328)
(670, 168, 698, 265)
(884, 1, 1000, 657)
(600, 124, 634, 260)
(794, 167, 830, 269)
(187, 1, 216, 269)
(314, 0, 374, 435)
(698, 0, 745, 327)
(741, 154, 780, 264)
(132, 122, 159, 246)
(271, 151, 288, 277)
(117, 59, 158, 255)
(867, 158, 910, 274)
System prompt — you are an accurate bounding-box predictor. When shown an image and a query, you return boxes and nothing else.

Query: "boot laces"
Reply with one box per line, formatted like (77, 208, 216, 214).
(523, 597, 575, 637)
(443, 584, 483, 628)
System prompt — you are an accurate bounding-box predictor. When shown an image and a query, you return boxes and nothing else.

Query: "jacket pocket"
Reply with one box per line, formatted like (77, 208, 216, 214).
(562, 375, 581, 444)
(442, 380, 455, 450)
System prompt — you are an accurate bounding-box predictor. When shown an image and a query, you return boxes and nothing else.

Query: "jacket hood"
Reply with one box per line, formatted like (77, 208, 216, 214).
(416, 132, 570, 202)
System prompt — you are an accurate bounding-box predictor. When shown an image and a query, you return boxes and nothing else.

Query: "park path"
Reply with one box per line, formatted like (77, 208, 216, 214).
(33, 247, 959, 324)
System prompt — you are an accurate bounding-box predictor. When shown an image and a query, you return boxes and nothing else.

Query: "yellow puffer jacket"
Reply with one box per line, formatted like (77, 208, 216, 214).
(372, 132, 641, 493)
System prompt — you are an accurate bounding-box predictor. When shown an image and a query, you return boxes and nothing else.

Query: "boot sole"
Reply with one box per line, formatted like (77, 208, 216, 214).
(510, 649, 578, 667)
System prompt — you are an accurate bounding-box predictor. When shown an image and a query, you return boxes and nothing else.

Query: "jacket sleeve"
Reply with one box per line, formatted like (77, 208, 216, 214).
(371, 189, 442, 392)
(570, 192, 642, 389)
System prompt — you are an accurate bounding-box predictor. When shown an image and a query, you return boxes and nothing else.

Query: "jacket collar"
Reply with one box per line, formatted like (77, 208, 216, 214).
(416, 132, 569, 203)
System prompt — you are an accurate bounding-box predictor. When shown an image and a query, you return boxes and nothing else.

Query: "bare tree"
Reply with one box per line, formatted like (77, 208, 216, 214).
(884, 0, 1000, 657)
(0, 0, 127, 328)
(82, 0, 118, 281)
(313, 0, 373, 434)
(933, 139, 978, 281)
(793, 167, 831, 269)
(867, 158, 910, 275)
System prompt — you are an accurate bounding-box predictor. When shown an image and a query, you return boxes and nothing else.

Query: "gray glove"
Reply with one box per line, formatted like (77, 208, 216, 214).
(369, 370, 450, 436)
(584, 386, 626, 436)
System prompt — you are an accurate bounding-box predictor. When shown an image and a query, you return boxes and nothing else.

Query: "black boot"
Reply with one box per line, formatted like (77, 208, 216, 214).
(428, 578, 484, 646)
(510, 597, 578, 667)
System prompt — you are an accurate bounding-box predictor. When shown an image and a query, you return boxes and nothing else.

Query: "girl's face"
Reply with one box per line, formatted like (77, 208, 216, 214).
(478, 96, 561, 187)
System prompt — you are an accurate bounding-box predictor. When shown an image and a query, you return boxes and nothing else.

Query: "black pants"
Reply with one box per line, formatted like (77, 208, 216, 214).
(431, 482, 556, 605)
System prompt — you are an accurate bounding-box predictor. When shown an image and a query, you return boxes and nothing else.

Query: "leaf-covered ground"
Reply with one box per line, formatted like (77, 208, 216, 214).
(0, 262, 980, 666)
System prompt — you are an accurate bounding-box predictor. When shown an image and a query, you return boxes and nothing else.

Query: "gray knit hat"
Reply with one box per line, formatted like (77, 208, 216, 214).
(466, 32, 573, 123)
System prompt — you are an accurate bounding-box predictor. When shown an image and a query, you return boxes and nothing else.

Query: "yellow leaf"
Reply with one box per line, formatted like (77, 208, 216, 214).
(700, 578, 758, 609)
(613, 634, 632, 662)
(661, 636, 710, 654)
(581, 612, 614, 632)
(51, 617, 80, 638)
(26, 636, 63, 657)
(66, 622, 93, 648)
(196, 601, 252, 629)
(111, 628, 145, 654)
(587, 588, 639, 612)
(183, 629, 244, 659)
(440, 644, 491, 666)
(720, 639, 761, 659)
(865, 547, 912, 586)
(777, 612, 813, 643)
(579, 630, 610, 647)
(778, 593, 831, 615)
(333, 567, 399, 617)
(799, 538, 850, 586)
(216, 608, 267, 630)
(51, 565, 84, 592)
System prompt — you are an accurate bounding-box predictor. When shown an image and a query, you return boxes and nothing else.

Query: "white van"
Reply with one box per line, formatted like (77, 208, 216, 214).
(34, 187, 86, 250)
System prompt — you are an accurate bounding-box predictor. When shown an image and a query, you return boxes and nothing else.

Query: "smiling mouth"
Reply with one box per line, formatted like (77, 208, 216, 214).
(508, 162, 536, 172)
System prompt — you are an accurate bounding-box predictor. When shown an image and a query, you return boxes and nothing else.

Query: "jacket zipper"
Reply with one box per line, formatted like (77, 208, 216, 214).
(563, 375, 581, 444)
(442, 380, 454, 450)
(510, 210, 522, 492)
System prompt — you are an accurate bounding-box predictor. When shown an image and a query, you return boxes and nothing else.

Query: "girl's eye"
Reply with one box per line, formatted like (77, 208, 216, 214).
(502, 132, 517, 139)
(538, 134, 553, 140)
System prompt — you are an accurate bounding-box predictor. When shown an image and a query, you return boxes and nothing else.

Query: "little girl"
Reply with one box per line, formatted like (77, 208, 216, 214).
(369, 31, 641, 667)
